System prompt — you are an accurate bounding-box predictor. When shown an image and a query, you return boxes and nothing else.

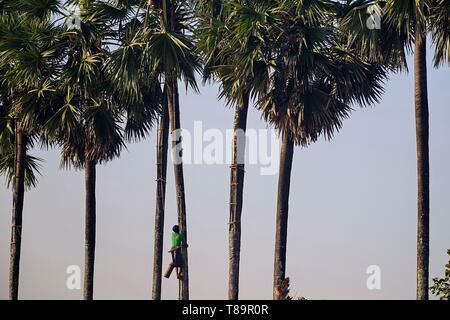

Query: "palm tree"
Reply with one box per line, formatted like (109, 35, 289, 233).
(340, 0, 450, 300)
(0, 2, 63, 299)
(195, 0, 257, 300)
(105, 0, 196, 299)
(225, 0, 387, 299)
(196, 1, 251, 300)
(137, 0, 200, 300)
(159, 1, 200, 300)
(129, 0, 170, 300)
(46, 0, 159, 299)
(0, 107, 43, 300)
(115, 3, 169, 300)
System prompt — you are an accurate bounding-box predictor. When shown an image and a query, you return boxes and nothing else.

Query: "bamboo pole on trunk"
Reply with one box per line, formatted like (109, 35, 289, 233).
(167, 77, 189, 300)
(228, 92, 250, 300)
(152, 86, 170, 300)
(9, 126, 26, 300)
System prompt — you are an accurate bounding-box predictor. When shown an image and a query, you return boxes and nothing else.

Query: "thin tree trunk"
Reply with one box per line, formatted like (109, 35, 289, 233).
(273, 135, 294, 300)
(152, 86, 170, 300)
(167, 77, 189, 300)
(9, 126, 26, 300)
(83, 149, 96, 300)
(228, 92, 250, 300)
(414, 31, 430, 301)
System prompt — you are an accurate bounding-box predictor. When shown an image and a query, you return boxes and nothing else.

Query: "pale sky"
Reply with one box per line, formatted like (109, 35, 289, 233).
(1, 51, 449, 300)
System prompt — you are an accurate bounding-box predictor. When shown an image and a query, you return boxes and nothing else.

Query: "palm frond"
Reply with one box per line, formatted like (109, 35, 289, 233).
(430, 0, 450, 66)
(144, 29, 201, 91)
(0, 136, 43, 189)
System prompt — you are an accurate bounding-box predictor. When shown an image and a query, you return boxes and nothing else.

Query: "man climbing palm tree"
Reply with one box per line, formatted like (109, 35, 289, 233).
(170, 225, 188, 280)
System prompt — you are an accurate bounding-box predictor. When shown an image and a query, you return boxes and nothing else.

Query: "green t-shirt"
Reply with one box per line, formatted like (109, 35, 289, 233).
(172, 232, 185, 248)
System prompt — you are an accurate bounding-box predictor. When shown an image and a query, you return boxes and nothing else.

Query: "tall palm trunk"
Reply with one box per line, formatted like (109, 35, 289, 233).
(167, 77, 189, 300)
(228, 92, 249, 300)
(414, 31, 430, 301)
(152, 86, 169, 300)
(83, 147, 96, 300)
(9, 126, 26, 300)
(273, 135, 294, 300)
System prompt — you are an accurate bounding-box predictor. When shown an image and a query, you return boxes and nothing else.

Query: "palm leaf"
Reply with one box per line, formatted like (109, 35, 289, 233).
(430, 0, 450, 66)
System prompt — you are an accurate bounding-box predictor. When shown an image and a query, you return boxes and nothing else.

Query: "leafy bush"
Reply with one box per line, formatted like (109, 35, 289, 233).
(430, 250, 450, 300)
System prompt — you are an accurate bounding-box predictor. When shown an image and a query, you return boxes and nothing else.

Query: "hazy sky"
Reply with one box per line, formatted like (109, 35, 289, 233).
(1, 51, 449, 300)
